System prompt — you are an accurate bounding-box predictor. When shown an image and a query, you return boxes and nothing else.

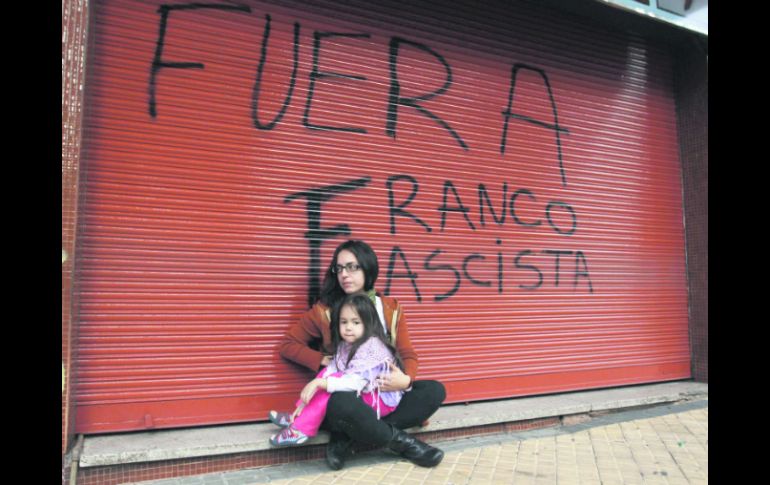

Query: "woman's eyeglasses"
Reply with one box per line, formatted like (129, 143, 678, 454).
(331, 263, 362, 274)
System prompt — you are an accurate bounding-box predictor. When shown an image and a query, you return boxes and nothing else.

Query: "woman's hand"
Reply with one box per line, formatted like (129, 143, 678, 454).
(377, 362, 411, 392)
(300, 378, 327, 404)
(320, 355, 333, 367)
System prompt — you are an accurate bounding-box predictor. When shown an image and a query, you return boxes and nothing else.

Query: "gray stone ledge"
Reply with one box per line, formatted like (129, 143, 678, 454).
(80, 380, 707, 468)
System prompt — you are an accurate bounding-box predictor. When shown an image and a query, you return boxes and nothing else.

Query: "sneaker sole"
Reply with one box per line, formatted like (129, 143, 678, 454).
(269, 417, 291, 428)
(268, 411, 292, 428)
(269, 436, 309, 447)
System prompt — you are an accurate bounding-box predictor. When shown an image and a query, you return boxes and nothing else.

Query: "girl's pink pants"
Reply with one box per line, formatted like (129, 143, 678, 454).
(291, 370, 397, 436)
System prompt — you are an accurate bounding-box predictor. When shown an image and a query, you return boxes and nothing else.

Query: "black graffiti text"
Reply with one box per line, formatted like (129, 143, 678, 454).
(388, 176, 578, 236)
(287, 173, 593, 305)
(148, 7, 569, 185)
(148, 3, 252, 118)
(284, 176, 372, 306)
(385, 244, 594, 303)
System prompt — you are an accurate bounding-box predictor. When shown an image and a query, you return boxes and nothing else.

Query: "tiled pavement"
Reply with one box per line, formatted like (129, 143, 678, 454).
(127, 400, 707, 485)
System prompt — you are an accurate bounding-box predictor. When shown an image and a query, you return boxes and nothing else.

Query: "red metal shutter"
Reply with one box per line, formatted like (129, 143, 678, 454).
(75, 0, 690, 433)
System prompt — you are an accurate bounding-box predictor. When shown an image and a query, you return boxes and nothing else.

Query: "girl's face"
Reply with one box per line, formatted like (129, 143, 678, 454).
(339, 304, 365, 344)
(336, 249, 365, 294)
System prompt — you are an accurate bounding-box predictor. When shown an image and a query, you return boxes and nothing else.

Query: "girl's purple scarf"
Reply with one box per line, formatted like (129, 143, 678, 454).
(333, 337, 404, 416)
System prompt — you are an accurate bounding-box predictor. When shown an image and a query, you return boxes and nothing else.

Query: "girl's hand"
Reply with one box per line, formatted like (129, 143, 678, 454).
(378, 363, 411, 392)
(300, 378, 327, 404)
(320, 355, 333, 367)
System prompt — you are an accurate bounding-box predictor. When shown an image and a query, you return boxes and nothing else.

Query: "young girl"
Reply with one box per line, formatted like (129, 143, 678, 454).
(269, 292, 405, 446)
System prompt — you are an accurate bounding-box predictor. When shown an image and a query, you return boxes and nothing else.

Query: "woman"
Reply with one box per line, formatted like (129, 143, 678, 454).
(279, 240, 446, 470)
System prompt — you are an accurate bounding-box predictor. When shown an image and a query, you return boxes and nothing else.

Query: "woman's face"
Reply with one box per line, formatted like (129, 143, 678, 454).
(336, 249, 365, 294)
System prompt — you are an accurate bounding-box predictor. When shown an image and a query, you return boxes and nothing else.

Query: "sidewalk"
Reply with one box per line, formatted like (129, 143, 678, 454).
(125, 399, 708, 485)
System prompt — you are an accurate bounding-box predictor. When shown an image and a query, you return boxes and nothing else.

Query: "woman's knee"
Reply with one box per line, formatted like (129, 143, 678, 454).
(432, 380, 447, 402)
(416, 380, 446, 405)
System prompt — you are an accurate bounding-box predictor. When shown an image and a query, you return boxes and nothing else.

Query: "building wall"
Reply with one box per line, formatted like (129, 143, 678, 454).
(674, 39, 708, 382)
(62, 0, 90, 456)
(61, 0, 708, 458)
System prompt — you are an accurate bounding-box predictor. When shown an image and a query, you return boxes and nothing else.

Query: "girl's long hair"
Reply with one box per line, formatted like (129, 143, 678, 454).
(330, 293, 402, 370)
(318, 240, 379, 308)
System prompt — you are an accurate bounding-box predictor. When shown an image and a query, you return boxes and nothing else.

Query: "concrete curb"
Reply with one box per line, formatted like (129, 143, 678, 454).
(80, 380, 707, 468)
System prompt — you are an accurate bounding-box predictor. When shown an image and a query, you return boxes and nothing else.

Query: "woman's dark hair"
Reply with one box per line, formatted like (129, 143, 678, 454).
(330, 293, 402, 370)
(318, 240, 379, 307)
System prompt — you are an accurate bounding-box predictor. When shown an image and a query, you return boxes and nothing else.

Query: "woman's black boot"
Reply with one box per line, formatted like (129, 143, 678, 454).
(387, 428, 444, 467)
(325, 432, 353, 470)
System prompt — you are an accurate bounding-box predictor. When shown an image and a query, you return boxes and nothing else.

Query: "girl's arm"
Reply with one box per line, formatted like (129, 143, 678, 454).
(325, 374, 367, 393)
(300, 377, 328, 404)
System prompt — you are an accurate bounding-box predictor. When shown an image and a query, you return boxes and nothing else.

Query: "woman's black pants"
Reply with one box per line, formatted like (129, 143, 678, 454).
(321, 380, 446, 446)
